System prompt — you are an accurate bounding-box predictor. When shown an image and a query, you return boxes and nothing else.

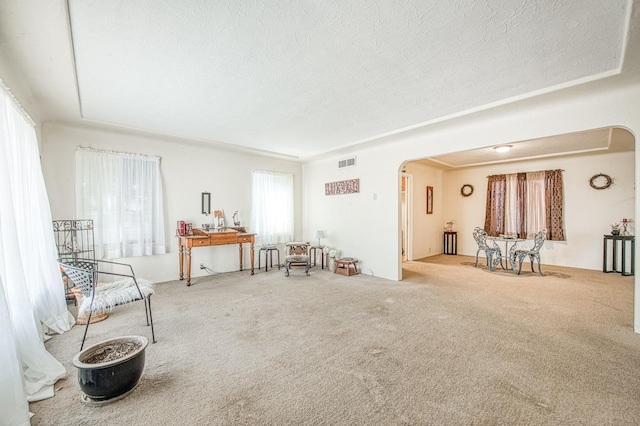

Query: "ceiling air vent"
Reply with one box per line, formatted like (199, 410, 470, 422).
(338, 156, 357, 169)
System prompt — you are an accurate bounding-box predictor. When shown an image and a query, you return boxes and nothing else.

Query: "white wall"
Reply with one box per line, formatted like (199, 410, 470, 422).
(302, 146, 400, 278)
(301, 78, 640, 331)
(41, 122, 302, 284)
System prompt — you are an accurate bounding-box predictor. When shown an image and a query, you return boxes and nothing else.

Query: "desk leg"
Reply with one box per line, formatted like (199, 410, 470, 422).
(613, 240, 619, 273)
(603, 238, 607, 272)
(250, 242, 255, 275)
(186, 247, 192, 286)
(179, 243, 184, 280)
(239, 243, 244, 271)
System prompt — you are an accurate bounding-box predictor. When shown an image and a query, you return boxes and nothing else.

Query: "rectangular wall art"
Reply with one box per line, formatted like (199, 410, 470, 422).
(325, 178, 360, 196)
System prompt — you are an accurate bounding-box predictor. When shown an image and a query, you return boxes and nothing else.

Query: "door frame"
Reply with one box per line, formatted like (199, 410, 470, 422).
(402, 173, 413, 261)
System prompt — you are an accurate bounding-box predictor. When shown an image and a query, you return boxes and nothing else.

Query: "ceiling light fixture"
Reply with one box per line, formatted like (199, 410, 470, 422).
(494, 145, 512, 153)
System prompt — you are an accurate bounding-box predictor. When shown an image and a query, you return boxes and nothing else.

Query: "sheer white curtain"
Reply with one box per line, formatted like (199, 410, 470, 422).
(526, 171, 546, 239)
(504, 173, 519, 236)
(75, 148, 166, 259)
(0, 80, 73, 424)
(250, 170, 294, 244)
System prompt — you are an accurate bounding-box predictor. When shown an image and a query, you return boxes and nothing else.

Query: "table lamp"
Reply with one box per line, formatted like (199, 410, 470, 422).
(314, 230, 326, 247)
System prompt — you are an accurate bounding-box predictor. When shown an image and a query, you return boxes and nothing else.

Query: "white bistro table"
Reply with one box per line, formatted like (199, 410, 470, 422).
(488, 236, 525, 271)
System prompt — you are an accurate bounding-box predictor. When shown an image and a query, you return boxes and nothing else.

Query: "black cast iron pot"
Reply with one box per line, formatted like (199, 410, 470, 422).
(72, 335, 148, 402)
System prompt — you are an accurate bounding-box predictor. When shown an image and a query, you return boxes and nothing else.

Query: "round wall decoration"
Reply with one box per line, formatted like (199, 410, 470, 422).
(460, 184, 474, 197)
(589, 173, 613, 190)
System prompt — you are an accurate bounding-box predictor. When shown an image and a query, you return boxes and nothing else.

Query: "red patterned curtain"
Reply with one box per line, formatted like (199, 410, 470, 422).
(484, 170, 565, 241)
(484, 174, 506, 236)
(516, 173, 527, 238)
(545, 169, 566, 241)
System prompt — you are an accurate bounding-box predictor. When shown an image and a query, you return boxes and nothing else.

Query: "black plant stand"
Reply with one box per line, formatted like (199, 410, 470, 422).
(443, 231, 457, 255)
(603, 234, 635, 276)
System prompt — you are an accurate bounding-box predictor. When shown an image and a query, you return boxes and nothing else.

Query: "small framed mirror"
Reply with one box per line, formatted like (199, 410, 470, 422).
(201, 192, 211, 215)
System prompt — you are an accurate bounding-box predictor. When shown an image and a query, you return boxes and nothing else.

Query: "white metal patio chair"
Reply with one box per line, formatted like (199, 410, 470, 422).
(512, 229, 547, 276)
(472, 227, 502, 271)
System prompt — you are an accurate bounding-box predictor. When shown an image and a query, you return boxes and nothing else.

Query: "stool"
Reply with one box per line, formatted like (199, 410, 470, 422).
(258, 245, 280, 271)
(334, 258, 358, 276)
(284, 254, 310, 276)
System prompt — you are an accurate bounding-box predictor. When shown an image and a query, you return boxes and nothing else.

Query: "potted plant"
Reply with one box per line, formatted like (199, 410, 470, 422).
(72, 335, 149, 405)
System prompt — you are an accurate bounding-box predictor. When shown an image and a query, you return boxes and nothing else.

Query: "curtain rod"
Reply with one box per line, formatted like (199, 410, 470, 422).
(486, 169, 564, 178)
(0, 78, 36, 127)
(251, 169, 293, 176)
(76, 146, 160, 160)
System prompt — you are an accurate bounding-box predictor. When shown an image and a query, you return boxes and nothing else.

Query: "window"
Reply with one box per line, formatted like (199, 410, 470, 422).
(75, 147, 166, 258)
(484, 169, 565, 241)
(250, 170, 294, 244)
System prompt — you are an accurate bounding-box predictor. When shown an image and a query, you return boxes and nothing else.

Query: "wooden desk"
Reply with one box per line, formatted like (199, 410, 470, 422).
(309, 245, 325, 269)
(178, 228, 255, 286)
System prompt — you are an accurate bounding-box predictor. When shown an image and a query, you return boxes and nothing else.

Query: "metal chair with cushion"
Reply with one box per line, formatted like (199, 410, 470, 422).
(283, 242, 311, 277)
(472, 227, 502, 271)
(59, 258, 156, 350)
(512, 229, 547, 275)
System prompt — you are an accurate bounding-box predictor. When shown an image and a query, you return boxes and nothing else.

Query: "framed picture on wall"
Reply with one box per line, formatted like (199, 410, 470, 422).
(426, 186, 433, 214)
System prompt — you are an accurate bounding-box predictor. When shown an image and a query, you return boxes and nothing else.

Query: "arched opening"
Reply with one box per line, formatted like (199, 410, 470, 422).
(399, 127, 635, 278)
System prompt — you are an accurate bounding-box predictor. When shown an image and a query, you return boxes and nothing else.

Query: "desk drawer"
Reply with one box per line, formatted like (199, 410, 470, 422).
(190, 238, 211, 247)
(210, 235, 238, 245)
(238, 235, 253, 243)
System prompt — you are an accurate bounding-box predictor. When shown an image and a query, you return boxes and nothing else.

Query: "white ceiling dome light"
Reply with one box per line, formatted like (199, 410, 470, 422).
(494, 145, 513, 153)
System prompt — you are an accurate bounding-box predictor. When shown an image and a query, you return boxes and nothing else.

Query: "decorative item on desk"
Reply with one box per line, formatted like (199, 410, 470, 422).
(314, 230, 326, 246)
(185, 223, 193, 235)
(444, 220, 454, 232)
(611, 222, 621, 236)
(177, 221, 186, 236)
(233, 211, 240, 226)
(213, 210, 225, 229)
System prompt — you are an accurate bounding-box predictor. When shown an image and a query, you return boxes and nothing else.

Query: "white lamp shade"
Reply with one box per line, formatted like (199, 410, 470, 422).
(314, 230, 326, 239)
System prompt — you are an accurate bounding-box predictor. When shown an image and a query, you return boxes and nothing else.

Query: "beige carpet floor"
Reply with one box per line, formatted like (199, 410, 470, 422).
(30, 255, 640, 425)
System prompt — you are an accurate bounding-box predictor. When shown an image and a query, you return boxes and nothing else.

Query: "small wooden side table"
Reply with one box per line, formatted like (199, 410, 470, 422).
(334, 258, 358, 276)
(443, 231, 457, 255)
(310, 245, 325, 269)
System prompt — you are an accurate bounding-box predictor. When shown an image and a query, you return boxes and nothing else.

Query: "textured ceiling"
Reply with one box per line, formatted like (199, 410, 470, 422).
(0, 1, 633, 159)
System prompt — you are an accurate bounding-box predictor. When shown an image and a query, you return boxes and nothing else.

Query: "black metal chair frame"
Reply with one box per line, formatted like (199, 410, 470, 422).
(472, 227, 502, 271)
(59, 258, 156, 350)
